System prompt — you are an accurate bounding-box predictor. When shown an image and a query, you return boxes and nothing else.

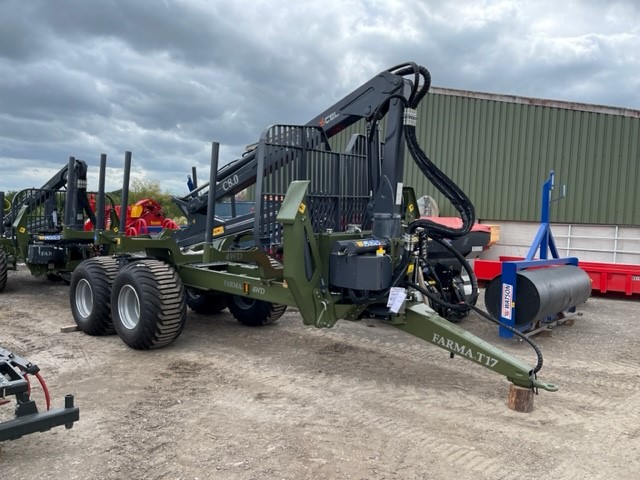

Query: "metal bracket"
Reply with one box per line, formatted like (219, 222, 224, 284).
(1, 347, 80, 442)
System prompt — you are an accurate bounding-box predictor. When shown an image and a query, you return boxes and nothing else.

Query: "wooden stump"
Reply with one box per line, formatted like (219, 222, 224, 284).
(507, 385, 534, 412)
(60, 325, 79, 333)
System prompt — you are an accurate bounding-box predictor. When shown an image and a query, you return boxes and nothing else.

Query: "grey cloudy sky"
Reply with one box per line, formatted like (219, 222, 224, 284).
(1, 0, 639, 194)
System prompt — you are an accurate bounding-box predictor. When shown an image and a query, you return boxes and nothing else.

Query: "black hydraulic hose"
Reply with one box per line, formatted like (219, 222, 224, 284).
(419, 239, 542, 374)
(387, 62, 421, 104)
(367, 65, 475, 240)
(386, 62, 431, 106)
(408, 280, 544, 375)
(429, 236, 479, 305)
(425, 262, 448, 299)
(405, 126, 475, 239)
(414, 66, 432, 105)
(411, 230, 543, 374)
(408, 281, 469, 312)
(468, 304, 544, 375)
(402, 65, 475, 239)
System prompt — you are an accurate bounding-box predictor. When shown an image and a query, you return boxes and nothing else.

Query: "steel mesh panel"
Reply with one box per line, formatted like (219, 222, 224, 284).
(307, 195, 340, 232)
(339, 153, 370, 228)
(256, 125, 372, 247)
(12, 189, 66, 234)
(258, 194, 285, 246)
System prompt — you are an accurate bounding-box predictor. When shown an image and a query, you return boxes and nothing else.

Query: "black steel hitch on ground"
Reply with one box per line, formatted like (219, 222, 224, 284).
(0, 347, 79, 442)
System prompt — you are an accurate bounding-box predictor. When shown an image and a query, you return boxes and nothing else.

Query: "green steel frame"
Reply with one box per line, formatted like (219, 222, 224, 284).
(96, 180, 557, 392)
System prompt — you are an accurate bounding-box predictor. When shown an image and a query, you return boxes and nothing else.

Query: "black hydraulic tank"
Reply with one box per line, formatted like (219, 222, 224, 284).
(485, 265, 591, 326)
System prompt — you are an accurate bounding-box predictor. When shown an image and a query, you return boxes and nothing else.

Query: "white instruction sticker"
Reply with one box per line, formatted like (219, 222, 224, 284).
(387, 287, 407, 314)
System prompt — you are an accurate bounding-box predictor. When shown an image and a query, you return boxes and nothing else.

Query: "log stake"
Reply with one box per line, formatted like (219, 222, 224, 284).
(507, 385, 534, 412)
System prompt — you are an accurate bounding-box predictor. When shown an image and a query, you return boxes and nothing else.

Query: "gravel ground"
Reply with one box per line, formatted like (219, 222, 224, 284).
(1, 266, 639, 479)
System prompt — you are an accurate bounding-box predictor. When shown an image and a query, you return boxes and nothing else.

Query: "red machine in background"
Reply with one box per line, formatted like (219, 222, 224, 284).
(85, 197, 179, 236)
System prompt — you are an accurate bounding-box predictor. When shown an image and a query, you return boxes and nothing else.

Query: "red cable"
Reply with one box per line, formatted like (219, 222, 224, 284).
(34, 372, 51, 411)
(24, 372, 31, 397)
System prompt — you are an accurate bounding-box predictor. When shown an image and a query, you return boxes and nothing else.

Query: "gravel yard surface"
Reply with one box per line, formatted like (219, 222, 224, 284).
(1, 267, 639, 479)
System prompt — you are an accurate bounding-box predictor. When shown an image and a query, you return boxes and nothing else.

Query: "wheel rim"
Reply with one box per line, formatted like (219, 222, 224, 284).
(186, 288, 202, 301)
(118, 285, 141, 330)
(75, 278, 94, 319)
(234, 296, 255, 310)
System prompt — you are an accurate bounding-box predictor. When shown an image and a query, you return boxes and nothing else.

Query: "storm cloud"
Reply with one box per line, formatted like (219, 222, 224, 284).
(1, 0, 638, 193)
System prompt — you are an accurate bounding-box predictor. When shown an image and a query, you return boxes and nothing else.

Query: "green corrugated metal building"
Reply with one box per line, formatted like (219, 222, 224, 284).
(332, 87, 640, 226)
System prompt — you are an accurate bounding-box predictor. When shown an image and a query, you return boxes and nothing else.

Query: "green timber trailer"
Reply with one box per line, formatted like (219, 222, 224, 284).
(68, 62, 558, 405)
(0, 158, 113, 291)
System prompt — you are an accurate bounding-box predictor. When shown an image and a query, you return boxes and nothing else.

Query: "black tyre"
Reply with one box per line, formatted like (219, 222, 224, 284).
(110, 260, 186, 349)
(47, 273, 63, 282)
(70, 257, 118, 335)
(227, 295, 287, 326)
(0, 249, 7, 293)
(186, 288, 227, 314)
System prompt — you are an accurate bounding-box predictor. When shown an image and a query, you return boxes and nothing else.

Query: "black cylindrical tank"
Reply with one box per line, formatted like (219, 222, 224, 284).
(485, 265, 591, 326)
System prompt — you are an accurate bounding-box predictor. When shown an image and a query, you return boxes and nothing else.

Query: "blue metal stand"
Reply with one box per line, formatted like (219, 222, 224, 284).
(498, 171, 579, 338)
